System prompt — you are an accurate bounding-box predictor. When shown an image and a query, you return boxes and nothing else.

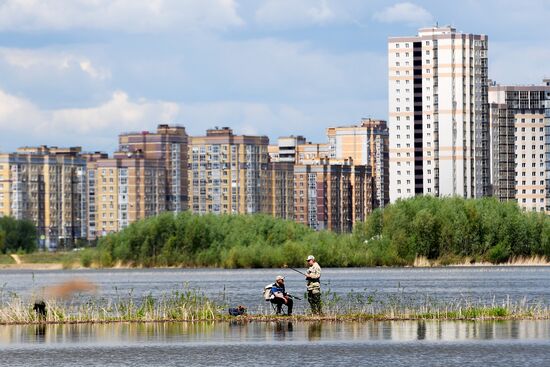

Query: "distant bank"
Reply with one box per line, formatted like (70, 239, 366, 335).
(1, 252, 549, 271)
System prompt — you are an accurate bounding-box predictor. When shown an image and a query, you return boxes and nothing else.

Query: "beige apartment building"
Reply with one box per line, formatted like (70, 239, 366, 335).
(388, 26, 490, 202)
(294, 159, 371, 232)
(264, 162, 295, 220)
(89, 153, 166, 236)
(488, 80, 550, 212)
(189, 127, 270, 215)
(0, 146, 86, 249)
(84, 124, 186, 238)
(118, 124, 189, 212)
(296, 142, 330, 163)
(326, 118, 389, 207)
(268, 136, 307, 163)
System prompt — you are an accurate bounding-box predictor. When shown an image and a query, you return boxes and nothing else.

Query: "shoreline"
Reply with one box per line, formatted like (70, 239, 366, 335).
(2, 262, 550, 271)
(1, 313, 549, 326)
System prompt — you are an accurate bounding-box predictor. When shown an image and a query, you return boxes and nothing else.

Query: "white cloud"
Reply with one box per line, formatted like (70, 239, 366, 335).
(0, 89, 180, 151)
(0, 48, 110, 80)
(50, 91, 180, 134)
(0, 0, 244, 32)
(373, 2, 432, 26)
(0, 85, 383, 153)
(255, 0, 338, 27)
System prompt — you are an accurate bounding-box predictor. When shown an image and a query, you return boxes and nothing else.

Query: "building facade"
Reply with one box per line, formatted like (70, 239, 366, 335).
(488, 80, 550, 212)
(326, 118, 390, 207)
(265, 162, 295, 220)
(268, 136, 307, 163)
(294, 159, 371, 232)
(189, 127, 270, 215)
(118, 124, 189, 213)
(82, 124, 187, 239)
(0, 146, 87, 249)
(388, 26, 489, 202)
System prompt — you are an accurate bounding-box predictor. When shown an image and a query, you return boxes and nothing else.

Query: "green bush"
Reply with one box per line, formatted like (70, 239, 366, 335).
(0, 216, 37, 254)
(92, 197, 550, 268)
(485, 242, 510, 264)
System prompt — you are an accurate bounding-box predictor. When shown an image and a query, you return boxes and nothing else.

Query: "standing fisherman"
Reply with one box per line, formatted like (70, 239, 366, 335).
(305, 255, 322, 315)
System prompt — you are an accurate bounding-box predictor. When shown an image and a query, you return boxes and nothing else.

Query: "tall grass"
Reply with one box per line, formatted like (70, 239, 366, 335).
(2, 286, 550, 324)
(0, 287, 222, 324)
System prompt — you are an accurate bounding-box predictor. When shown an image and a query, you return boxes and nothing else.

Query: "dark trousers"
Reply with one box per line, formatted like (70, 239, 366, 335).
(271, 297, 293, 315)
(308, 290, 322, 315)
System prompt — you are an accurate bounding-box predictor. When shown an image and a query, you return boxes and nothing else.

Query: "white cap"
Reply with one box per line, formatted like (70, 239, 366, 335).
(275, 275, 285, 281)
(307, 255, 315, 261)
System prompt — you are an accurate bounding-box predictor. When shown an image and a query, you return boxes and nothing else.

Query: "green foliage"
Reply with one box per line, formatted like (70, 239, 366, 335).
(93, 197, 550, 268)
(0, 216, 37, 254)
(485, 242, 510, 264)
(80, 248, 96, 267)
(0, 229, 5, 253)
(96, 212, 371, 268)
(356, 196, 550, 265)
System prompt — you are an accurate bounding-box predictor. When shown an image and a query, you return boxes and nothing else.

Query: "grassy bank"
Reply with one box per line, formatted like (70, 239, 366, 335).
(2, 287, 550, 325)
(0, 252, 84, 269)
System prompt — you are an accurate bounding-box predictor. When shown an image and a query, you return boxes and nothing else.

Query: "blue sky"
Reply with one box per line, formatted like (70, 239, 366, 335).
(0, 0, 549, 152)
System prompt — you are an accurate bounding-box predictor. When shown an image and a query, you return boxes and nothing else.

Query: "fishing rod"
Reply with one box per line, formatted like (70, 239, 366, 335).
(282, 264, 329, 286)
(283, 265, 307, 276)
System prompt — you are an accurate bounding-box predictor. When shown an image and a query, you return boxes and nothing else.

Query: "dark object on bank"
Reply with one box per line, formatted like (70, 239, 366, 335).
(33, 301, 47, 318)
(228, 305, 247, 316)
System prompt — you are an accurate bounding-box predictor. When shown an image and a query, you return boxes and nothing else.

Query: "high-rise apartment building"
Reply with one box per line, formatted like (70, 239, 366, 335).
(294, 159, 371, 232)
(118, 124, 189, 212)
(388, 26, 489, 202)
(265, 162, 295, 220)
(84, 124, 187, 239)
(296, 142, 330, 163)
(0, 146, 86, 249)
(326, 118, 389, 207)
(268, 136, 307, 163)
(189, 127, 269, 215)
(488, 80, 550, 212)
(90, 152, 166, 236)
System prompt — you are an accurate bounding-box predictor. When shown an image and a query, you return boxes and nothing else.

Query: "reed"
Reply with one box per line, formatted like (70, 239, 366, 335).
(0, 287, 223, 325)
(2, 287, 550, 325)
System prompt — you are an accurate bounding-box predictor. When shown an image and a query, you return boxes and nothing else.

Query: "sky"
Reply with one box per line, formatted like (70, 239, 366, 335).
(0, 0, 549, 153)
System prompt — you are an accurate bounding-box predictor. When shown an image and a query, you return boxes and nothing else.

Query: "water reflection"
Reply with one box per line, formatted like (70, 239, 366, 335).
(272, 321, 293, 341)
(308, 322, 322, 341)
(34, 324, 46, 343)
(2, 320, 550, 346)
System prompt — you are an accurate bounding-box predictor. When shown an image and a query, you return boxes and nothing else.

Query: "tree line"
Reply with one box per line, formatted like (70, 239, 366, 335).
(91, 196, 550, 268)
(355, 196, 550, 265)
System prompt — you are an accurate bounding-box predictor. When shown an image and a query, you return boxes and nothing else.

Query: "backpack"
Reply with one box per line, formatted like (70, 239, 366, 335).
(263, 283, 275, 301)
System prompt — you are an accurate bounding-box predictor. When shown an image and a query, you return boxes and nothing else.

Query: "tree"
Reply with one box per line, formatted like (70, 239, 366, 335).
(0, 216, 37, 253)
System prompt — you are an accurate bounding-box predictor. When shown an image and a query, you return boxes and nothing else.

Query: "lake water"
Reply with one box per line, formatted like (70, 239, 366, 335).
(2, 267, 550, 366)
(1, 266, 550, 313)
(1, 320, 550, 366)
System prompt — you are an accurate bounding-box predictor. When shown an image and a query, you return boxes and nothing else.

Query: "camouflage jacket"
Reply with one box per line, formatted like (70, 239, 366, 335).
(306, 262, 321, 291)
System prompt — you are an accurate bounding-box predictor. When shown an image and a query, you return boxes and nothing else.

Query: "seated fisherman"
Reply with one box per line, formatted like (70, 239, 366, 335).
(271, 275, 293, 316)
